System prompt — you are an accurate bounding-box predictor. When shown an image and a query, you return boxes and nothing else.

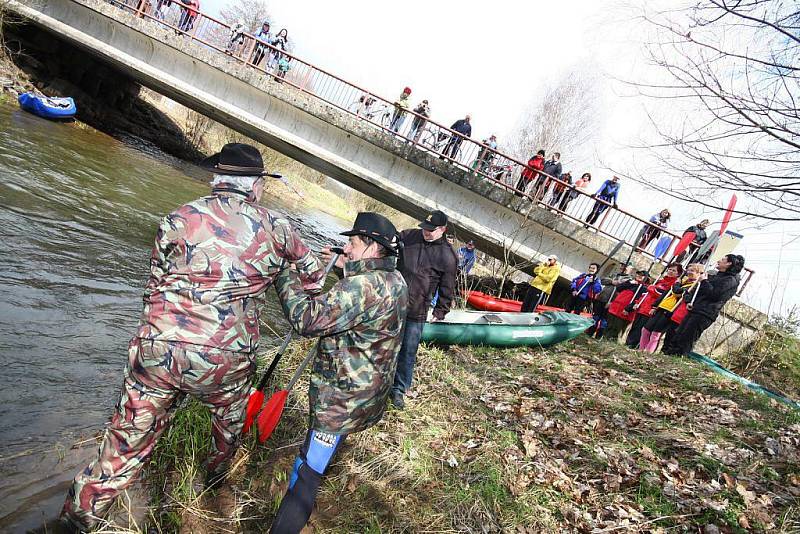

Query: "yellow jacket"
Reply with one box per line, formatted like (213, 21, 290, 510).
(530, 262, 561, 294)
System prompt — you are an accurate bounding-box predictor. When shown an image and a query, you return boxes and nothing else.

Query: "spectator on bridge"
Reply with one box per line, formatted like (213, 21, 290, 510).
(268, 29, 289, 70)
(638, 209, 671, 250)
(624, 263, 683, 348)
(534, 152, 562, 202)
(457, 240, 477, 275)
(549, 171, 572, 209)
(225, 21, 247, 56)
(662, 254, 744, 356)
(408, 99, 431, 142)
(351, 94, 377, 117)
(566, 263, 602, 315)
(442, 115, 472, 159)
(559, 172, 590, 212)
(251, 21, 273, 66)
(390, 87, 412, 133)
(154, 0, 170, 20)
(515, 149, 545, 196)
(521, 255, 560, 312)
(585, 175, 620, 227)
(676, 218, 710, 263)
(392, 210, 457, 409)
(178, 0, 199, 33)
(474, 135, 498, 174)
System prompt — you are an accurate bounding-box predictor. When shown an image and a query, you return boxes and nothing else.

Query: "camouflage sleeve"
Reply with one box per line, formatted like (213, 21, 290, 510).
(274, 268, 379, 337)
(271, 218, 324, 289)
(144, 214, 181, 295)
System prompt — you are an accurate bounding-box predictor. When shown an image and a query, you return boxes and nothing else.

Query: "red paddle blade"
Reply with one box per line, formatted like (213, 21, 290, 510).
(242, 390, 265, 435)
(672, 231, 696, 258)
(719, 194, 737, 237)
(256, 390, 289, 443)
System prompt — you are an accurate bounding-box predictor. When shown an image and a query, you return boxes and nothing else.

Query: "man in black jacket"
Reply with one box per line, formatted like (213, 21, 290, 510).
(391, 210, 458, 408)
(536, 152, 562, 201)
(662, 254, 745, 356)
(443, 115, 472, 159)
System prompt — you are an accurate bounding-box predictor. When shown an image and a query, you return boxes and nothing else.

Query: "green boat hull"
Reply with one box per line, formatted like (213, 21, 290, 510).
(421, 310, 593, 347)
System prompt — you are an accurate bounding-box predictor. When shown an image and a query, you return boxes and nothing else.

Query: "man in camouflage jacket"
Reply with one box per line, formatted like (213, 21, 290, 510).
(61, 144, 324, 531)
(269, 212, 408, 534)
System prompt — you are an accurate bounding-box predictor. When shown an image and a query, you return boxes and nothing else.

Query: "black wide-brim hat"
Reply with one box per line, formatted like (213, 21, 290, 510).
(200, 143, 268, 176)
(340, 212, 401, 256)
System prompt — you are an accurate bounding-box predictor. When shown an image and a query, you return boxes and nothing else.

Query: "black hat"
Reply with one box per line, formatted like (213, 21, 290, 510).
(340, 212, 400, 255)
(419, 210, 448, 231)
(200, 143, 267, 176)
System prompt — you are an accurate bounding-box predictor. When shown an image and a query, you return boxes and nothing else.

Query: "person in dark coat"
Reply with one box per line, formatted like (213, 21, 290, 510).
(391, 210, 458, 409)
(443, 115, 472, 159)
(662, 254, 744, 356)
(535, 152, 562, 201)
(676, 219, 710, 263)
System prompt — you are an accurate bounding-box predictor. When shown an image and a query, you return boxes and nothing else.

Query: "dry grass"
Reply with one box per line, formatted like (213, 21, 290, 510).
(132, 334, 800, 533)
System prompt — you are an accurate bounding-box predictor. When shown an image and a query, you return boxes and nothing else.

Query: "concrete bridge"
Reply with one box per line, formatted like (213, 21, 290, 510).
(7, 0, 765, 355)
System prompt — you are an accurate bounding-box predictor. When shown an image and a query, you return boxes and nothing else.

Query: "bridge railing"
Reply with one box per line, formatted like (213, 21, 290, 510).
(102, 0, 754, 290)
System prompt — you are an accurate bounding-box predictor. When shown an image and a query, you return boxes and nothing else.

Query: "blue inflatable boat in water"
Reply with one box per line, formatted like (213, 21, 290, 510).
(18, 92, 77, 120)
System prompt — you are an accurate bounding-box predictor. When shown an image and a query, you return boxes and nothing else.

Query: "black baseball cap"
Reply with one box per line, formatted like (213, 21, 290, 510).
(419, 210, 448, 231)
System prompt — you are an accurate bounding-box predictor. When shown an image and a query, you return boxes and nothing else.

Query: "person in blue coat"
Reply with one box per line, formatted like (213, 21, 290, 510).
(585, 176, 620, 226)
(457, 240, 476, 274)
(566, 263, 602, 314)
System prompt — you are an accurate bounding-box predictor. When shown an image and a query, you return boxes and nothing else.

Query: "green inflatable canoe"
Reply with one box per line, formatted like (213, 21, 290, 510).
(421, 310, 593, 347)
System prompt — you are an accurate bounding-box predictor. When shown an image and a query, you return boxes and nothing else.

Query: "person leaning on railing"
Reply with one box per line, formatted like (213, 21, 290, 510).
(390, 87, 412, 133)
(549, 171, 572, 209)
(442, 115, 472, 159)
(585, 175, 620, 227)
(534, 152, 561, 202)
(408, 99, 431, 142)
(515, 149, 545, 196)
(251, 21, 273, 66)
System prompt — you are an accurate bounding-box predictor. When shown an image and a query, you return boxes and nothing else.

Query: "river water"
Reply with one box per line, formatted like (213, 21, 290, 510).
(0, 103, 347, 531)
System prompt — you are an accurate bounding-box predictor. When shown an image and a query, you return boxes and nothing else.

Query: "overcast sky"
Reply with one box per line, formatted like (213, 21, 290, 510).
(201, 0, 798, 316)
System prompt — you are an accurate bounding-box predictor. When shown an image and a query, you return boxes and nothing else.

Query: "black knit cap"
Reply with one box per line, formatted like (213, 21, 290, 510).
(419, 210, 448, 231)
(200, 143, 267, 176)
(340, 212, 401, 255)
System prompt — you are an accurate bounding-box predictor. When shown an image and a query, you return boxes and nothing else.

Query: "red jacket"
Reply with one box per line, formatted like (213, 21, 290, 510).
(634, 276, 677, 317)
(521, 155, 544, 182)
(671, 302, 689, 325)
(608, 288, 636, 322)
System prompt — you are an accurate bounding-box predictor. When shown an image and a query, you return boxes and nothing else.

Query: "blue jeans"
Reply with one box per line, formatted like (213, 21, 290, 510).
(390, 111, 406, 132)
(393, 320, 424, 395)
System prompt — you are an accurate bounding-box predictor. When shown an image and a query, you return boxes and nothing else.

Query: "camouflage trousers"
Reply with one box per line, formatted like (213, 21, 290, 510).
(62, 337, 255, 530)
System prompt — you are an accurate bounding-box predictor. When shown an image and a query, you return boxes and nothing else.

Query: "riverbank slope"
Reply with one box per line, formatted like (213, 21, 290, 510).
(104, 337, 800, 533)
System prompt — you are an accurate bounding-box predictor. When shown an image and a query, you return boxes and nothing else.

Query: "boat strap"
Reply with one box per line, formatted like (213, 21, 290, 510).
(482, 314, 505, 324)
(688, 352, 800, 411)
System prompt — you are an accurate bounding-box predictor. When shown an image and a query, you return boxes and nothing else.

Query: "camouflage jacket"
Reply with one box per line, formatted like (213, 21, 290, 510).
(136, 182, 323, 353)
(275, 257, 408, 435)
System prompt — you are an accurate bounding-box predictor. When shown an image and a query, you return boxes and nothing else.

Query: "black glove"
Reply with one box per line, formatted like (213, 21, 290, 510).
(624, 303, 635, 314)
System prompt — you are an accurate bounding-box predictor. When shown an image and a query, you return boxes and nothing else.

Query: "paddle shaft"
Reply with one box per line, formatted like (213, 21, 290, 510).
(286, 340, 321, 391)
(252, 252, 340, 391)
